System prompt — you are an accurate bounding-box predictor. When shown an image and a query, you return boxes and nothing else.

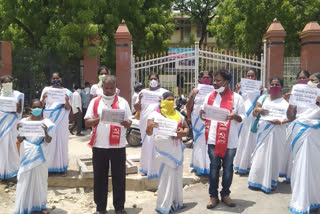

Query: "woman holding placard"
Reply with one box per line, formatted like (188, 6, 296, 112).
(186, 71, 213, 175)
(234, 69, 263, 175)
(247, 77, 290, 193)
(14, 99, 55, 214)
(0, 75, 24, 180)
(146, 91, 189, 214)
(40, 72, 72, 174)
(134, 73, 168, 178)
(287, 72, 320, 214)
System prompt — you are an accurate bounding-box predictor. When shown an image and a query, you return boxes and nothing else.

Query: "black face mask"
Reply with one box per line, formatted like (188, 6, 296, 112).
(52, 80, 62, 86)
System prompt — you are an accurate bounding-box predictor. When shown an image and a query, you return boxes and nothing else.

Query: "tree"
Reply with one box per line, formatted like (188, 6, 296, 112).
(174, 0, 222, 47)
(209, 0, 320, 56)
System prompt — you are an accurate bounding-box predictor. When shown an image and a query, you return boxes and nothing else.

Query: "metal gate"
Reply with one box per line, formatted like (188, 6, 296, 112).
(131, 43, 265, 98)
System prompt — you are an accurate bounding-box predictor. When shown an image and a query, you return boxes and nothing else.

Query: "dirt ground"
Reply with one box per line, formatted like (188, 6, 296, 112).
(0, 179, 156, 214)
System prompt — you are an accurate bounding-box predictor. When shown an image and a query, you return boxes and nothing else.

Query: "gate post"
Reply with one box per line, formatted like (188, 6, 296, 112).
(300, 21, 320, 74)
(194, 42, 199, 87)
(0, 41, 12, 76)
(114, 20, 132, 107)
(264, 19, 286, 87)
(83, 34, 100, 86)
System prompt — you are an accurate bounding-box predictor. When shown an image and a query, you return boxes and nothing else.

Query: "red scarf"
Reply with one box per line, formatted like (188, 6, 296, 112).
(88, 95, 121, 147)
(205, 89, 234, 157)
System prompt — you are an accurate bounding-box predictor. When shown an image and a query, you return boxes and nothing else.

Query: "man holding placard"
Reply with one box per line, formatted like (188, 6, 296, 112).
(85, 75, 131, 214)
(200, 70, 245, 209)
(186, 71, 213, 175)
(0, 75, 24, 180)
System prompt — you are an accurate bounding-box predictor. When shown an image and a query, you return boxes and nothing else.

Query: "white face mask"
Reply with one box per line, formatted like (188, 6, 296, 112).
(1, 82, 13, 97)
(98, 74, 106, 86)
(102, 94, 115, 106)
(214, 82, 226, 93)
(149, 79, 158, 88)
(85, 87, 90, 94)
(308, 81, 319, 88)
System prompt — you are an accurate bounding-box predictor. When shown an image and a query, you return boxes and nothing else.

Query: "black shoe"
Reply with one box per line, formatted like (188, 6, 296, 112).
(69, 129, 74, 135)
(76, 133, 85, 136)
(115, 210, 127, 214)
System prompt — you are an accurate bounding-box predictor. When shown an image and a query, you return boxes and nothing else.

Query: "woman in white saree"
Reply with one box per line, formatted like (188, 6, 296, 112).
(247, 77, 290, 193)
(0, 75, 24, 180)
(287, 73, 320, 214)
(40, 72, 71, 174)
(14, 99, 55, 214)
(146, 92, 189, 214)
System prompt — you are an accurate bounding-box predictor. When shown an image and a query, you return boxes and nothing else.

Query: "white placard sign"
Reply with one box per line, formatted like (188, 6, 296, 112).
(240, 78, 261, 95)
(197, 84, 214, 97)
(141, 90, 161, 104)
(100, 109, 126, 125)
(260, 103, 287, 121)
(19, 121, 45, 137)
(0, 97, 16, 112)
(154, 117, 178, 137)
(203, 104, 230, 122)
(289, 84, 320, 107)
(46, 88, 66, 104)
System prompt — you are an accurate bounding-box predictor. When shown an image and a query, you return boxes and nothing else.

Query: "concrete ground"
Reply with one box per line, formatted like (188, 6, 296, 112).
(1, 130, 319, 214)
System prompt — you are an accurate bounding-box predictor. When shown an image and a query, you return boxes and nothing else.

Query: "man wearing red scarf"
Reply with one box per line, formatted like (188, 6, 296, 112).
(85, 75, 132, 214)
(200, 70, 245, 209)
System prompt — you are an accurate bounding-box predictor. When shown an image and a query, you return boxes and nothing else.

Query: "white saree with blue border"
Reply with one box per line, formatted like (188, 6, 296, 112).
(14, 118, 55, 214)
(41, 86, 72, 173)
(0, 90, 24, 179)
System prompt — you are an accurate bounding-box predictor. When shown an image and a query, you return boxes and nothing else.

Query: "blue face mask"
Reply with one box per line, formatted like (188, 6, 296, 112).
(32, 108, 42, 117)
(52, 80, 62, 86)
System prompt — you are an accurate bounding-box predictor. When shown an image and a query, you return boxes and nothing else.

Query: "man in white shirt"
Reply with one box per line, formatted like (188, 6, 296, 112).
(70, 85, 83, 136)
(85, 75, 132, 214)
(200, 69, 245, 209)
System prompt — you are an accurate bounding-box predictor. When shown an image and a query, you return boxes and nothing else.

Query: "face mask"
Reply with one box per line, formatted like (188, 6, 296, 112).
(308, 81, 319, 88)
(85, 88, 90, 94)
(32, 108, 42, 117)
(160, 100, 175, 114)
(200, 78, 211, 85)
(102, 93, 115, 100)
(269, 86, 282, 95)
(52, 80, 62, 86)
(214, 81, 226, 93)
(297, 79, 308, 84)
(1, 82, 13, 97)
(149, 79, 158, 88)
(98, 75, 106, 86)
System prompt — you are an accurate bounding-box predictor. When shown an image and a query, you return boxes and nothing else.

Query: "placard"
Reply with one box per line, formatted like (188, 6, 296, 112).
(19, 121, 45, 137)
(153, 117, 178, 137)
(197, 84, 214, 97)
(0, 97, 16, 112)
(100, 109, 126, 125)
(141, 90, 161, 104)
(203, 104, 230, 122)
(240, 78, 261, 95)
(289, 84, 320, 107)
(46, 88, 66, 104)
(260, 103, 287, 121)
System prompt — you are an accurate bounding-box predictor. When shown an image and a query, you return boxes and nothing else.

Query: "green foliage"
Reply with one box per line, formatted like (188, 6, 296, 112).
(174, 0, 222, 47)
(209, 0, 320, 56)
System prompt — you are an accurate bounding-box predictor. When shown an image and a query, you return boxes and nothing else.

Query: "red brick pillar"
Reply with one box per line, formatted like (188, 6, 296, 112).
(83, 34, 100, 86)
(0, 41, 12, 76)
(264, 20, 286, 87)
(114, 20, 132, 106)
(300, 21, 320, 74)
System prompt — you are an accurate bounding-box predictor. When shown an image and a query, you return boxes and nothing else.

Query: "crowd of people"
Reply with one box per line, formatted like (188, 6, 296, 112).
(0, 66, 319, 214)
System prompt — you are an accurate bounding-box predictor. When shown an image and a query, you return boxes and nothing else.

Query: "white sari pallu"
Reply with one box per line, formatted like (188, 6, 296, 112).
(248, 120, 287, 193)
(41, 87, 72, 172)
(234, 94, 259, 174)
(14, 119, 55, 214)
(289, 120, 320, 214)
(154, 133, 185, 214)
(0, 91, 24, 179)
